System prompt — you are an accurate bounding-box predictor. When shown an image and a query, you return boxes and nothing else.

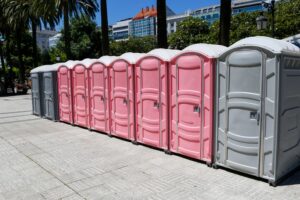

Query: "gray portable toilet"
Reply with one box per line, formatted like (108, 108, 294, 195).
(41, 63, 61, 121)
(30, 65, 47, 117)
(215, 36, 300, 185)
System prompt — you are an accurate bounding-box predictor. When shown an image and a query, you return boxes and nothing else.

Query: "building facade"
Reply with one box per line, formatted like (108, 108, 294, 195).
(191, 0, 263, 24)
(112, 0, 265, 40)
(128, 6, 176, 38)
(35, 29, 57, 52)
(167, 11, 191, 34)
(49, 33, 62, 49)
(112, 18, 132, 41)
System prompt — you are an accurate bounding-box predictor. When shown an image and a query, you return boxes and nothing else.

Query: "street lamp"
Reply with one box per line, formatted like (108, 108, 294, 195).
(257, 0, 275, 37)
(256, 14, 268, 30)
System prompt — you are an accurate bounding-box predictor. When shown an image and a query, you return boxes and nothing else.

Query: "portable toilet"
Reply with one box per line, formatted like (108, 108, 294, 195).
(57, 61, 76, 124)
(109, 53, 145, 141)
(71, 59, 91, 128)
(30, 65, 47, 117)
(40, 63, 61, 121)
(88, 56, 117, 134)
(169, 44, 227, 163)
(135, 49, 180, 150)
(215, 36, 300, 185)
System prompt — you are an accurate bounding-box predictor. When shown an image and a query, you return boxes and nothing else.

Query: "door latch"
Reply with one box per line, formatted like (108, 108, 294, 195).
(153, 101, 160, 109)
(100, 96, 104, 101)
(193, 105, 201, 113)
(250, 111, 260, 125)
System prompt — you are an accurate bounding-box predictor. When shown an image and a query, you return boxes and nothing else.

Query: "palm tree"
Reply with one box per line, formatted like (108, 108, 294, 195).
(100, 0, 109, 55)
(3, 0, 31, 83)
(219, 0, 232, 46)
(157, 0, 168, 48)
(55, 0, 98, 59)
(3, 0, 59, 83)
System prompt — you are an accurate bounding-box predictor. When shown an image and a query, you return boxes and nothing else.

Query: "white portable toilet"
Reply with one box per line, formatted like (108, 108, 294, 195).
(215, 36, 300, 185)
(30, 65, 47, 117)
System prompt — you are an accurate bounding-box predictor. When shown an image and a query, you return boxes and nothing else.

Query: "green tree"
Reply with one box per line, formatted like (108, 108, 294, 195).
(100, 0, 109, 55)
(4, 31, 35, 79)
(51, 15, 102, 60)
(111, 36, 156, 56)
(275, 0, 300, 38)
(55, 0, 98, 59)
(3, 0, 30, 83)
(157, 0, 168, 48)
(230, 12, 271, 44)
(168, 17, 210, 49)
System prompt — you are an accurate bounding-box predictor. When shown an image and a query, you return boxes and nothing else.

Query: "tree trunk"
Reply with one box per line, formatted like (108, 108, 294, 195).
(64, 1, 72, 59)
(219, 0, 231, 46)
(101, 0, 110, 55)
(32, 18, 38, 68)
(0, 42, 5, 76)
(5, 31, 13, 75)
(16, 30, 25, 84)
(157, 0, 168, 48)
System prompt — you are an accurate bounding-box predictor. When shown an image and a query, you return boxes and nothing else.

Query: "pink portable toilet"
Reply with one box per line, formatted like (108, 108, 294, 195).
(57, 61, 76, 124)
(109, 53, 145, 141)
(88, 56, 117, 134)
(169, 44, 227, 164)
(135, 49, 180, 150)
(71, 59, 90, 128)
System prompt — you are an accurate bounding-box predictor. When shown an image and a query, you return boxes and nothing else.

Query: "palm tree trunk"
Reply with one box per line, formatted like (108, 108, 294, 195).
(0, 42, 5, 76)
(100, 0, 109, 55)
(157, 0, 168, 48)
(63, 1, 72, 59)
(32, 18, 38, 68)
(16, 30, 25, 84)
(219, 0, 231, 46)
(5, 31, 12, 75)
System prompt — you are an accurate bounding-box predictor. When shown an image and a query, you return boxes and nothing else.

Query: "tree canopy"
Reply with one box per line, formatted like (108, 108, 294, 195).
(50, 15, 102, 62)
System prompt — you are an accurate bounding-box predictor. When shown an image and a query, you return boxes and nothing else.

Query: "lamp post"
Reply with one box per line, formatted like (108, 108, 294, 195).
(257, 0, 275, 37)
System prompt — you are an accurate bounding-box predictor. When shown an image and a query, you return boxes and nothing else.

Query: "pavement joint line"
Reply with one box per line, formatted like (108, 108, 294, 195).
(0, 110, 32, 115)
(66, 164, 130, 186)
(0, 118, 42, 125)
(0, 134, 88, 200)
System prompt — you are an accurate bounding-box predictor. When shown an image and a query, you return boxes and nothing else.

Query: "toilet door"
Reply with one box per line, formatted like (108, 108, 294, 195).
(222, 49, 264, 176)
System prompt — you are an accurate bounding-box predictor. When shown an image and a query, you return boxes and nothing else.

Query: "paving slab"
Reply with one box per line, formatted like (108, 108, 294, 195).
(0, 94, 299, 200)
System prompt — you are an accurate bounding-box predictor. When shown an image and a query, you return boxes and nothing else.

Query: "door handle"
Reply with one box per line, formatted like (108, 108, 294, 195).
(153, 101, 160, 109)
(123, 98, 128, 105)
(256, 111, 260, 125)
(250, 111, 260, 125)
(100, 96, 104, 101)
(193, 105, 200, 113)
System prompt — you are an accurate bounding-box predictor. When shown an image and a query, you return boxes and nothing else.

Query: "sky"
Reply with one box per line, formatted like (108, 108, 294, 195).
(56, 0, 220, 30)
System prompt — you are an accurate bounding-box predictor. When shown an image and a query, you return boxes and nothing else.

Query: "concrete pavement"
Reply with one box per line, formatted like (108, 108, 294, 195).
(0, 94, 299, 200)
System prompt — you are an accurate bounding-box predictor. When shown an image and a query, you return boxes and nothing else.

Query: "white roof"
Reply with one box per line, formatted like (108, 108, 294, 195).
(65, 60, 80, 69)
(30, 65, 49, 73)
(77, 58, 100, 68)
(39, 62, 65, 72)
(182, 43, 228, 58)
(119, 53, 146, 64)
(98, 56, 118, 66)
(230, 36, 300, 54)
(144, 49, 181, 62)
